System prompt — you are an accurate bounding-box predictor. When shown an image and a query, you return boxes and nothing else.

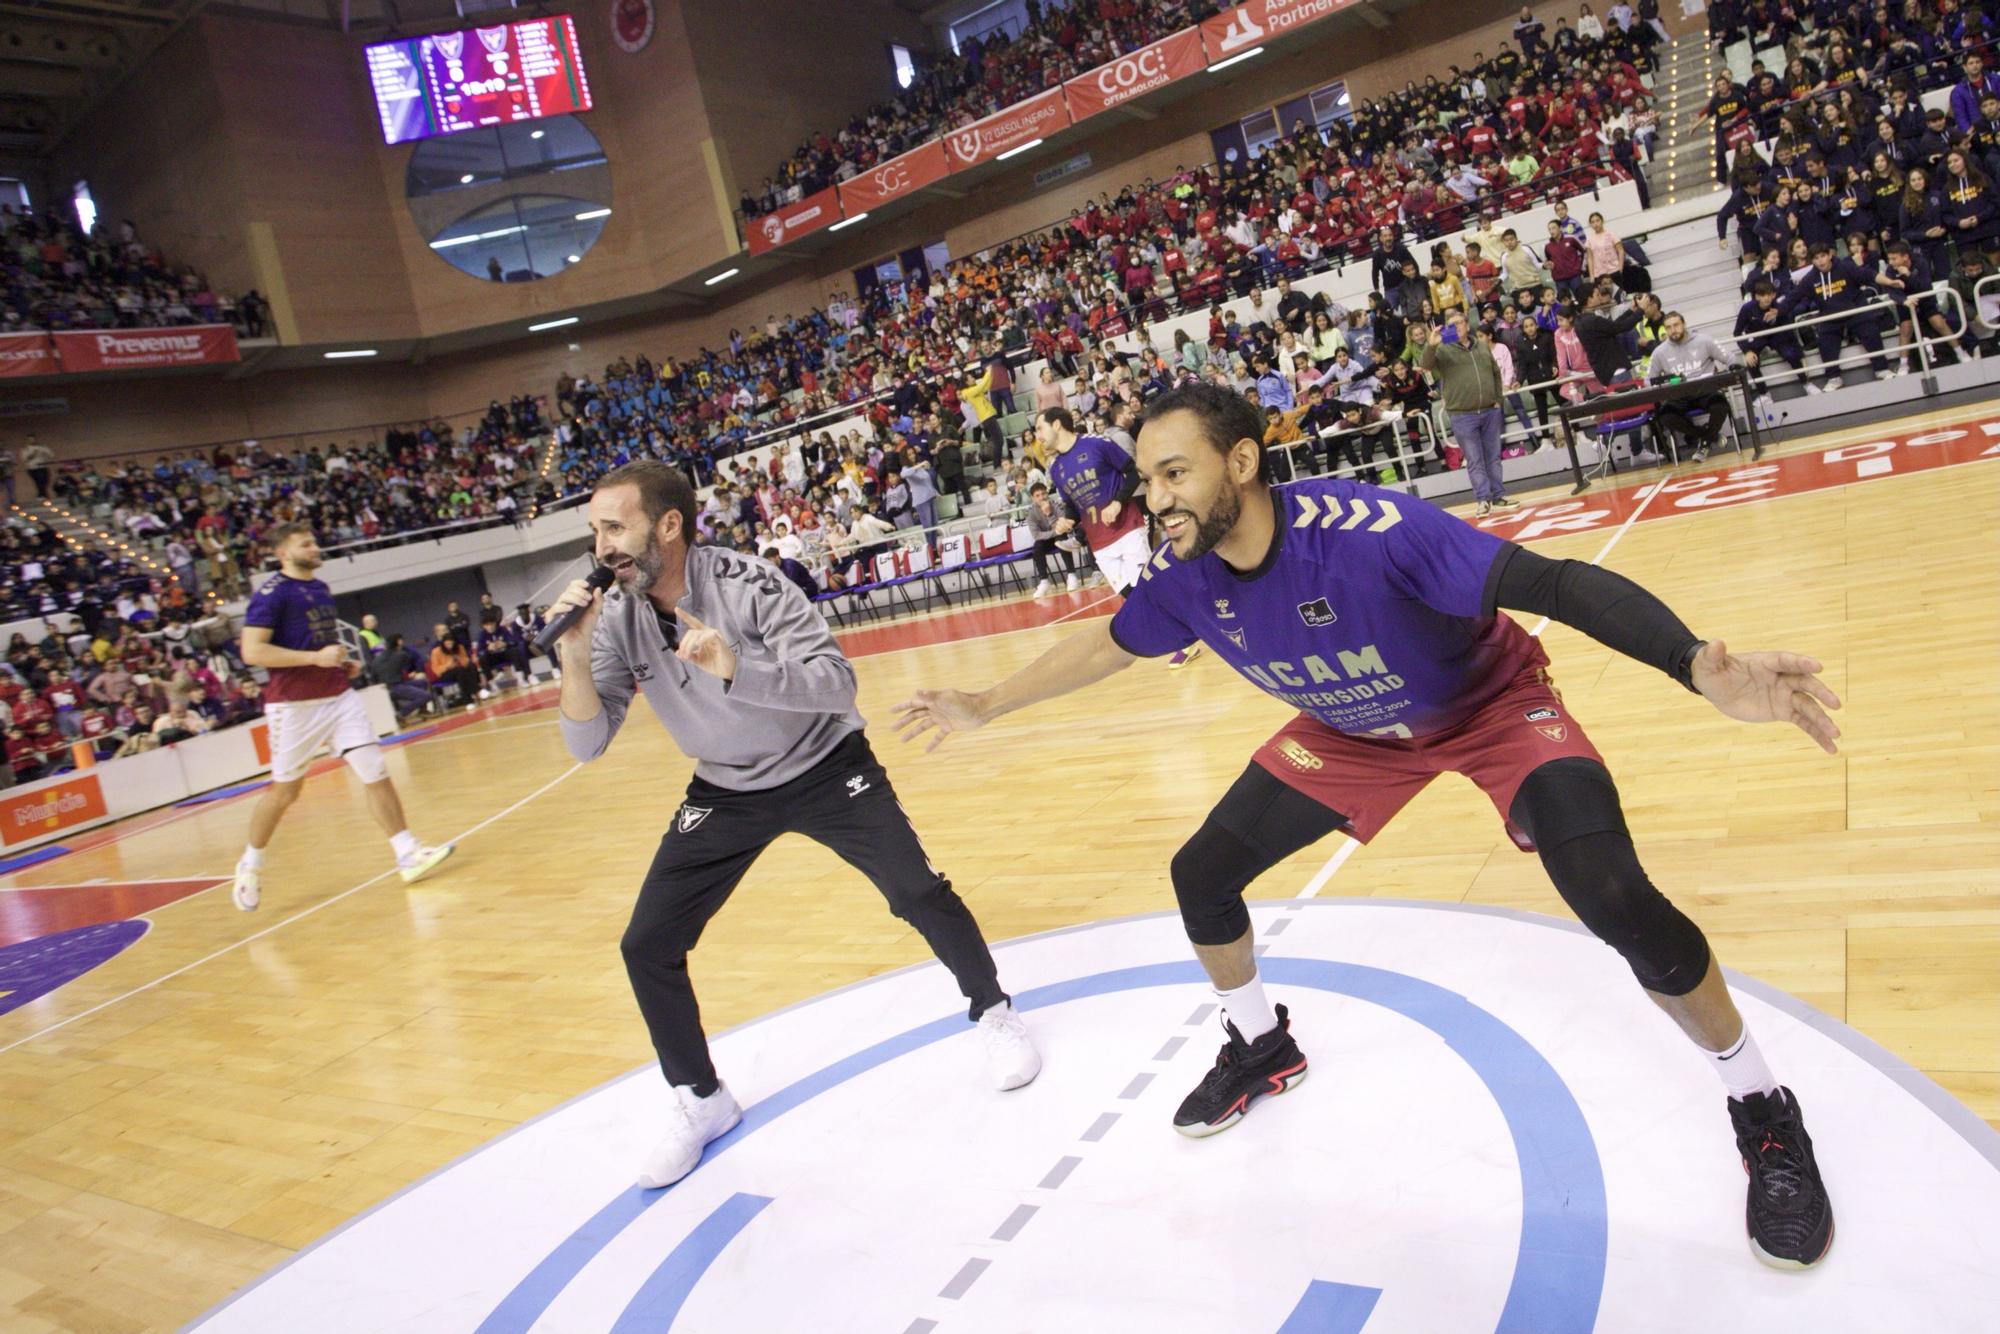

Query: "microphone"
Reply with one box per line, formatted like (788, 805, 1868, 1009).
(533, 564, 615, 658)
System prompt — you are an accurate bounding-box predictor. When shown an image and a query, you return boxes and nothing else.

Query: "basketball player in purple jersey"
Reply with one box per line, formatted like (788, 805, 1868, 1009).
(1038, 406, 1200, 669)
(234, 523, 455, 911)
(899, 382, 1839, 1269)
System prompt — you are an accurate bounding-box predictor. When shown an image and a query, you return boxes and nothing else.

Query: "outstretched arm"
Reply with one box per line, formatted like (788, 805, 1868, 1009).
(894, 619, 1137, 752)
(1484, 544, 1842, 753)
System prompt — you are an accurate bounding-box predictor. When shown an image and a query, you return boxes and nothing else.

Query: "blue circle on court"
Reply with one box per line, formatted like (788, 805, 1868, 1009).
(479, 956, 1608, 1334)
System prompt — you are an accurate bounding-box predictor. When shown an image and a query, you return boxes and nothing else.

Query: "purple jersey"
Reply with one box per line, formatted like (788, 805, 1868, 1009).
(1049, 434, 1147, 549)
(1109, 478, 1548, 738)
(243, 573, 350, 703)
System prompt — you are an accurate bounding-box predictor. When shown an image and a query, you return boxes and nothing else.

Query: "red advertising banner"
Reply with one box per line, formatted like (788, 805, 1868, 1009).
(51, 325, 240, 373)
(837, 140, 952, 213)
(1064, 27, 1207, 121)
(0, 773, 107, 846)
(0, 333, 57, 378)
(745, 186, 843, 255)
(1201, 0, 1354, 61)
(943, 86, 1071, 171)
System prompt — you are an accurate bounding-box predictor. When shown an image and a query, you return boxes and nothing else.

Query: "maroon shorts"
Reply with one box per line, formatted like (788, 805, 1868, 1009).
(1251, 664, 1605, 853)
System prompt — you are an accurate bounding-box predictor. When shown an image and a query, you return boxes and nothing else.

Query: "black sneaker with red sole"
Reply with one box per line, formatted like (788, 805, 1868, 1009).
(1173, 1003, 1308, 1138)
(1729, 1085, 1835, 1269)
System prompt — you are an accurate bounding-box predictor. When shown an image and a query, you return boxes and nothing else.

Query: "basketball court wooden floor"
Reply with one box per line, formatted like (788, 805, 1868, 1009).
(1, 403, 1995, 1333)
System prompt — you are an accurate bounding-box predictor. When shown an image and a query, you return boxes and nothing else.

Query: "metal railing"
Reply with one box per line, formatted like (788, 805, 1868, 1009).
(315, 490, 588, 563)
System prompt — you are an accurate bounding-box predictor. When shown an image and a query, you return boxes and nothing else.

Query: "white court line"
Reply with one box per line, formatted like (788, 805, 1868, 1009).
(1049, 590, 1121, 625)
(0, 763, 584, 1056)
(1293, 470, 1674, 900)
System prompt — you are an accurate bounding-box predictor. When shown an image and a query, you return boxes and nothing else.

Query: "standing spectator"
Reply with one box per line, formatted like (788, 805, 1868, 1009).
(166, 537, 200, 596)
(1419, 314, 1518, 517)
(21, 437, 51, 501)
(933, 434, 967, 506)
(1583, 212, 1626, 286)
(0, 441, 13, 505)
(1026, 482, 1080, 597)
(1544, 221, 1588, 299)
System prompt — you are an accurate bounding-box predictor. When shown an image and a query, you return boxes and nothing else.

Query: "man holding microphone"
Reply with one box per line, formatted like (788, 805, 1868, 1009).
(546, 460, 1039, 1190)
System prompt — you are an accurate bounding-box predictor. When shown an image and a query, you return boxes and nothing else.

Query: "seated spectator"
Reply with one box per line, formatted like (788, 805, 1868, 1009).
(150, 696, 211, 743)
(428, 632, 486, 706)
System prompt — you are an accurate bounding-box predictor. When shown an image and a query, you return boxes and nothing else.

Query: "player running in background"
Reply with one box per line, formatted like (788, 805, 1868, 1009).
(233, 523, 454, 911)
(900, 381, 1841, 1270)
(1039, 405, 1201, 669)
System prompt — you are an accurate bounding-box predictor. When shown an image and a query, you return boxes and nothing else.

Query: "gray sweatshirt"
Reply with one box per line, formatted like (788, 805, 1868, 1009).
(559, 543, 864, 790)
(1647, 331, 1739, 383)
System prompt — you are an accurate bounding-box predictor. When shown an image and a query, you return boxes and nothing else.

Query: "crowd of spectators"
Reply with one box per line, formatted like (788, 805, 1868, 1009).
(560, 7, 1662, 500)
(34, 3, 1999, 615)
(0, 204, 268, 337)
(10, 396, 557, 597)
(0, 539, 253, 785)
(742, 0, 1227, 218)
(353, 596, 551, 720)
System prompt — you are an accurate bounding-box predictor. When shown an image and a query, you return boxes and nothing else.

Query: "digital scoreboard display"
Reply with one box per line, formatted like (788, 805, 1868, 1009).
(365, 16, 593, 145)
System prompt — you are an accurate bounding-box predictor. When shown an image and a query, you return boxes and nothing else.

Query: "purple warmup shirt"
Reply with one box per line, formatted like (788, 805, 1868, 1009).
(1109, 479, 1548, 738)
(243, 573, 350, 703)
(1049, 433, 1146, 548)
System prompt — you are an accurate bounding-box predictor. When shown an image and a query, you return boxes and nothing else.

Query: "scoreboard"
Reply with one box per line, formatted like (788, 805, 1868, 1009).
(366, 16, 593, 146)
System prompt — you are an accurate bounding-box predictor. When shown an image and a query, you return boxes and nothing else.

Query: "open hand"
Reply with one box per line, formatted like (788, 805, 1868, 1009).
(675, 606, 736, 681)
(893, 689, 988, 752)
(1690, 639, 1842, 754)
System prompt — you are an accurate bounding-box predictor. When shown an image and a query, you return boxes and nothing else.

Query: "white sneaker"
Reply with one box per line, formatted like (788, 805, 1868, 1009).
(1805, 381, 1826, 395)
(977, 1003, 1041, 1091)
(232, 859, 261, 912)
(397, 843, 455, 884)
(638, 1082, 743, 1189)
(1880, 366, 1905, 379)
(1475, 501, 1491, 517)
(1033, 579, 1053, 599)
(478, 688, 493, 700)
(1065, 573, 1080, 592)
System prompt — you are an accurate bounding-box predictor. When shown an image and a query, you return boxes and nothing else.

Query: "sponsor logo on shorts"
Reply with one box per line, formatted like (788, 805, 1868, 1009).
(845, 774, 872, 798)
(677, 804, 712, 833)
(1525, 706, 1560, 722)
(1222, 627, 1246, 651)
(1536, 724, 1569, 742)
(633, 662, 654, 681)
(1214, 599, 1235, 619)
(1296, 596, 1337, 627)
(1276, 738, 1324, 771)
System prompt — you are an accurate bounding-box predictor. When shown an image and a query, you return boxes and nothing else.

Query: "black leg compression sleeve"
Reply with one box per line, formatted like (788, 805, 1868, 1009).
(1510, 758, 1712, 996)
(1172, 763, 1350, 947)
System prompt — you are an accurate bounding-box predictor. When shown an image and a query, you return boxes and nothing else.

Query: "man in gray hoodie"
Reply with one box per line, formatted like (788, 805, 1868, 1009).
(547, 460, 1040, 1190)
(1646, 312, 1741, 464)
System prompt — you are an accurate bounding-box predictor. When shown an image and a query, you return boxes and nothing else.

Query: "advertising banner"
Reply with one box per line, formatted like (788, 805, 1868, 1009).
(837, 140, 951, 213)
(745, 186, 843, 255)
(1200, 0, 1354, 61)
(0, 334, 58, 378)
(943, 87, 1070, 171)
(0, 773, 107, 846)
(1064, 27, 1207, 121)
(51, 325, 240, 373)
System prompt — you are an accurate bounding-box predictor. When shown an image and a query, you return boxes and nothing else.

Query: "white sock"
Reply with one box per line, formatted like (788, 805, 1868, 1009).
(1215, 974, 1278, 1042)
(239, 845, 264, 870)
(1706, 1026, 1779, 1101)
(390, 830, 421, 860)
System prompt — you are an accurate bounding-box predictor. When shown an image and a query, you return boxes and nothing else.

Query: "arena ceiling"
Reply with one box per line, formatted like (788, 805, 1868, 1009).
(0, 0, 939, 159)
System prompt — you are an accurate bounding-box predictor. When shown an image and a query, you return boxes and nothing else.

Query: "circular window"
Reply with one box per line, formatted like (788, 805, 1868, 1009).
(406, 115, 610, 282)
